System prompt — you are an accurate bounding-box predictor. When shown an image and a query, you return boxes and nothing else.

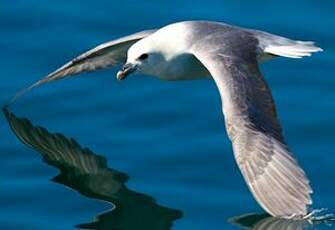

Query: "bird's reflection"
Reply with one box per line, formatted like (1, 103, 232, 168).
(229, 212, 335, 230)
(229, 213, 310, 230)
(3, 109, 182, 230)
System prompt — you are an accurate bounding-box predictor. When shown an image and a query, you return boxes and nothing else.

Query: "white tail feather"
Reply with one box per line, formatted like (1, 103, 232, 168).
(264, 41, 323, 59)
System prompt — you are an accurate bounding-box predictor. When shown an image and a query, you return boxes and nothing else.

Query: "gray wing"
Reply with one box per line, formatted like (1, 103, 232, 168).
(10, 29, 156, 103)
(191, 30, 312, 218)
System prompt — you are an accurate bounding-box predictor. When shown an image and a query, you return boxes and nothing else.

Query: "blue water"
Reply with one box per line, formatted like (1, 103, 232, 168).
(1, 1, 334, 229)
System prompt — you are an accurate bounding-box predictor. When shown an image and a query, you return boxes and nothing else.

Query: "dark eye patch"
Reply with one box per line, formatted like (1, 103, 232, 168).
(138, 53, 149, 60)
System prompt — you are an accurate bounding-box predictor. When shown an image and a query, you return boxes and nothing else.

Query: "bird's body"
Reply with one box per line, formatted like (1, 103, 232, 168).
(127, 21, 257, 80)
(12, 20, 322, 219)
(125, 21, 319, 81)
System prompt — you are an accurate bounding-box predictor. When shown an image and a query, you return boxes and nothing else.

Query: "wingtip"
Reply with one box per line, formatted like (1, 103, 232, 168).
(7, 80, 44, 105)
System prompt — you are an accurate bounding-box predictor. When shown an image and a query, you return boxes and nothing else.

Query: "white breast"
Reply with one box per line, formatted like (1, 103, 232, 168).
(146, 23, 210, 80)
(156, 52, 210, 81)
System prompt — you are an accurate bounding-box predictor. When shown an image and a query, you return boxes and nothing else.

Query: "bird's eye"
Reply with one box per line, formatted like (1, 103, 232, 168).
(138, 53, 149, 60)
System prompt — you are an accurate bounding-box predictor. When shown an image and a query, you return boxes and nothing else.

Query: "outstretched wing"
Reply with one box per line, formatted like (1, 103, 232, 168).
(10, 29, 156, 103)
(191, 30, 312, 218)
(41, 29, 156, 82)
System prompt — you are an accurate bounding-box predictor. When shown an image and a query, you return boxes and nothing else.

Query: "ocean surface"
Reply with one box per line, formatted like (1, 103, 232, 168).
(1, 1, 334, 229)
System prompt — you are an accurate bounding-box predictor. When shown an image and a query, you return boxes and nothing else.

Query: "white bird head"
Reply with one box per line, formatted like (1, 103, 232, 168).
(116, 37, 165, 80)
(116, 23, 190, 81)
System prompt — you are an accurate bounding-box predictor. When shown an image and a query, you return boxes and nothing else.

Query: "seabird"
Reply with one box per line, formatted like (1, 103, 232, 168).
(10, 21, 323, 219)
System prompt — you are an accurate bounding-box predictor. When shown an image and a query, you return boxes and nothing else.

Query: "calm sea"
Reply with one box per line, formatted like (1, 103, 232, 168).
(1, 0, 334, 229)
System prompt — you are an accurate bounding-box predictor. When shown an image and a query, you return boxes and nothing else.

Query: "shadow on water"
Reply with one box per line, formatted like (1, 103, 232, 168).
(3, 108, 182, 230)
(4, 108, 335, 230)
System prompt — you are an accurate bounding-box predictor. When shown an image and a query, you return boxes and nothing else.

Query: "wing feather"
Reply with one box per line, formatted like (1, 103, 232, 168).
(10, 29, 156, 103)
(191, 29, 312, 218)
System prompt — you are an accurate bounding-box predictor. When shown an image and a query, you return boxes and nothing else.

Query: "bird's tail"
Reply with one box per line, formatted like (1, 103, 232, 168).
(252, 30, 323, 59)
